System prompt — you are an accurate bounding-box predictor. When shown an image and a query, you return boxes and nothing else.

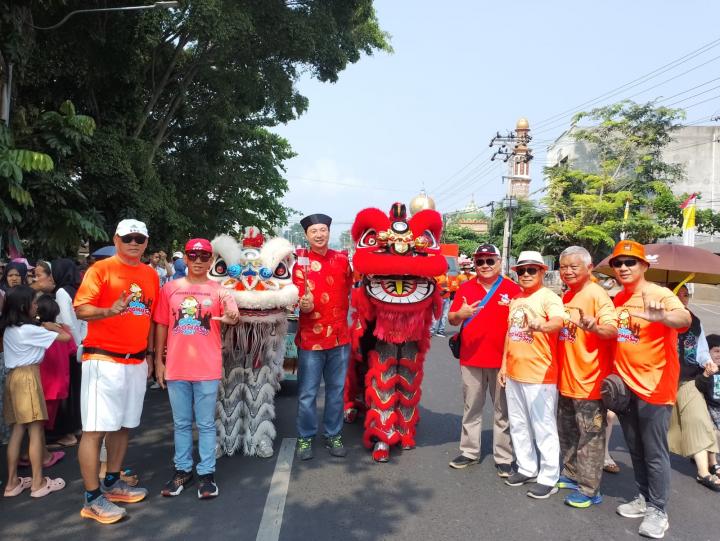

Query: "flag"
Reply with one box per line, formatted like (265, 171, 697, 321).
(680, 193, 697, 247)
(619, 198, 631, 240)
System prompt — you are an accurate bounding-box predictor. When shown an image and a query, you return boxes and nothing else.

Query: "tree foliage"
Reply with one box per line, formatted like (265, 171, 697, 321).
(1, 1, 390, 256)
(515, 100, 690, 260)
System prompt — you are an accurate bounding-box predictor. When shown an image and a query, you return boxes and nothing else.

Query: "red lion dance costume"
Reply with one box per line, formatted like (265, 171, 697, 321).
(345, 202, 447, 462)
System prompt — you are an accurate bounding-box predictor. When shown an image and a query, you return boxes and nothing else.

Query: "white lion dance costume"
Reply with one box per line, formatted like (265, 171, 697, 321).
(209, 227, 299, 458)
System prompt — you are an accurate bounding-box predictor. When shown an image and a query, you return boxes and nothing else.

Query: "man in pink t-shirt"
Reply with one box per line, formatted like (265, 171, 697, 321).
(153, 238, 238, 500)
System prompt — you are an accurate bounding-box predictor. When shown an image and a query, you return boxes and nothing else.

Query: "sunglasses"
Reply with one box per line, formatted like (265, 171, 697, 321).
(516, 266, 540, 276)
(610, 258, 638, 269)
(474, 258, 497, 267)
(187, 251, 212, 262)
(120, 234, 147, 244)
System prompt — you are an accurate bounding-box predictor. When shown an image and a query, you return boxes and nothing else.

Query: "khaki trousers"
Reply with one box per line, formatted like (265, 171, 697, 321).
(459, 365, 513, 464)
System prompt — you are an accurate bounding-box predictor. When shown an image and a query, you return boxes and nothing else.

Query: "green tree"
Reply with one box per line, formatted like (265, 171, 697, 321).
(517, 100, 687, 259)
(441, 225, 486, 257)
(3, 1, 391, 252)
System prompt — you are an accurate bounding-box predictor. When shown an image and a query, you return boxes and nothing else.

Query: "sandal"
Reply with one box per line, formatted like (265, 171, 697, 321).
(710, 464, 720, 476)
(697, 474, 720, 492)
(18, 450, 65, 468)
(603, 457, 620, 474)
(47, 435, 78, 449)
(30, 477, 66, 498)
(4, 477, 32, 497)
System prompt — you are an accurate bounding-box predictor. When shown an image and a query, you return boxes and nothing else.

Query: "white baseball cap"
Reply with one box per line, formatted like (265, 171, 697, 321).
(511, 250, 548, 270)
(115, 219, 148, 238)
(172, 251, 183, 259)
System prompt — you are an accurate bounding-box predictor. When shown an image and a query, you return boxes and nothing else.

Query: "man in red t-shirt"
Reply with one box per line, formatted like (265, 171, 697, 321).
(447, 244, 520, 476)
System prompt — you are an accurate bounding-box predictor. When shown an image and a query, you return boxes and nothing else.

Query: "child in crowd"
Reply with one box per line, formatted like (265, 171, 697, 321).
(37, 294, 77, 445)
(2, 286, 71, 498)
(696, 333, 720, 473)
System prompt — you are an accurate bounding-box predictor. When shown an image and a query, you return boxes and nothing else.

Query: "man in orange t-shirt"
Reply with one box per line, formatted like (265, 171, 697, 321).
(431, 271, 460, 337)
(498, 250, 565, 500)
(556, 246, 617, 509)
(610, 240, 690, 539)
(74, 219, 159, 524)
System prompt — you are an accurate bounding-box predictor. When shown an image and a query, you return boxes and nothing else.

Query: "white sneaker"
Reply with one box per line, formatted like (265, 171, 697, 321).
(617, 494, 647, 518)
(638, 507, 669, 539)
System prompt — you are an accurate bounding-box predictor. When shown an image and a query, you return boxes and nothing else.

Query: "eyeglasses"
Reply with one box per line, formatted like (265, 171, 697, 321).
(610, 258, 638, 269)
(187, 251, 212, 262)
(516, 266, 539, 276)
(474, 258, 496, 267)
(120, 234, 147, 244)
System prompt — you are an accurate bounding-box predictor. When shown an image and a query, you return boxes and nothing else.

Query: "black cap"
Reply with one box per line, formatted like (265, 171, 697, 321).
(300, 213, 332, 231)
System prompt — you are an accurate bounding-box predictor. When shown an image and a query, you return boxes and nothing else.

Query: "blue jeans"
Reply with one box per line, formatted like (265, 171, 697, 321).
(296, 344, 350, 438)
(167, 379, 220, 476)
(432, 297, 452, 334)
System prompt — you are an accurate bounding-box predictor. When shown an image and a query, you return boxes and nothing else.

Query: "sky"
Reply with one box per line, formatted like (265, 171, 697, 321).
(273, 0, 720, 238)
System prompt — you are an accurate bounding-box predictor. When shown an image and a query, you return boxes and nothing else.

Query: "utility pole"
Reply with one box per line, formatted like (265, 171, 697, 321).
(489, 118, 533, 275)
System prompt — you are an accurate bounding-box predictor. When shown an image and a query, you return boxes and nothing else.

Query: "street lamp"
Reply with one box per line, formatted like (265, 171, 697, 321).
(32, 1, 180, 30)
(1, 2, 180, 124)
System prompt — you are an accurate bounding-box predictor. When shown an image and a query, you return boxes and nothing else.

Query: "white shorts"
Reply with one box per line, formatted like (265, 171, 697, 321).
(81, 358, 147, 432)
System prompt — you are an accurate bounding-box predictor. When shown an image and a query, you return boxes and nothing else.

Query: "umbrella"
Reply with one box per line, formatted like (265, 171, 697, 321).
(91, 246, 116, 258)
(595, 243, 720, 285)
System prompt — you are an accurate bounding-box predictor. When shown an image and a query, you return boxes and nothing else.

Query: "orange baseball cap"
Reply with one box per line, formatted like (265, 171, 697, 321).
(609, 240, 648, 264)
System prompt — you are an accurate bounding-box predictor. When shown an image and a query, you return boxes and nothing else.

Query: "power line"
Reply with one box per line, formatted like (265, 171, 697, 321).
(532, 36, 720, 130)
(286, 175, 417, 193)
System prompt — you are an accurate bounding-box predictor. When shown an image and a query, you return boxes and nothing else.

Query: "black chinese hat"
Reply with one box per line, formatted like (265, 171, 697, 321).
(300, 213, 332, 231)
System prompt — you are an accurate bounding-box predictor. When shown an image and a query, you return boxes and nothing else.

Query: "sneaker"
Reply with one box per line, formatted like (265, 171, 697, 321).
(638, 507, 669, 539)
(161, 470, 193, 497)
(149, 381, 161, 390)
(296, 437, 314, 461)
(101, 479, 148, 504)
(197, 474, 219, 499)
(617, 494, 647, 518)
(449, 455, 479, 469)
(80, 494, 127, 524)
(435, 331, 446, 337)
(325, 435, 347, 457)
(496, 463, 513, 478)
(556, 475, 579, 490)
(565, 490, 603, 508)
(527, 483, 558, 499)
(505, 472, 536, 486)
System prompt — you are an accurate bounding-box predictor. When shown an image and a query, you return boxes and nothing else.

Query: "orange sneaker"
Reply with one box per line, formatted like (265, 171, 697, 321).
(101, 479, 148, 503)
(80, 495, 127, 524)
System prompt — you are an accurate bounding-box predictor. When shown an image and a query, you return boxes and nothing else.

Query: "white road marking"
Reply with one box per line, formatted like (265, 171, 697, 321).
(694, 303, 720, 316)
(256, 438, 296, 541)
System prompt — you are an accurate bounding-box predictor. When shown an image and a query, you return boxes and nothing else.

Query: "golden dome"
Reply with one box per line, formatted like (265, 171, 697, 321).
(516, 117, 529, 130)
(410, 190, 436, 214)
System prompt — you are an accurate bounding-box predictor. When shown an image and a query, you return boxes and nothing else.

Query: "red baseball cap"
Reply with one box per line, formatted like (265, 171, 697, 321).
(184, 238, 212, 253)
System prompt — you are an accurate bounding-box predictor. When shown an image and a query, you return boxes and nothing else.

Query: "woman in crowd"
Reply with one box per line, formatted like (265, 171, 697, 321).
(48, 259, 85, 448)
(1, 261, 28, 292)
(667, 284, 719, 491)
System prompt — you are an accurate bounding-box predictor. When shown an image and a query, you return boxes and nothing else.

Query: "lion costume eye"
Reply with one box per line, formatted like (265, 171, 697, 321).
(273, 262, 288, 279)
(423, 230, 439, 249)
(210, 257, 227, 277)
(358, 228, 378, 248)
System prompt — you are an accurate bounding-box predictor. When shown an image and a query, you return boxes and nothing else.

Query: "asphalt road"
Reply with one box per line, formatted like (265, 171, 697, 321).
(1, 299, 719, 541)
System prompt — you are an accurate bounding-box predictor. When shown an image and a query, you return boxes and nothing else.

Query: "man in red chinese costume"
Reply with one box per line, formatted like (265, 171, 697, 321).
(344, 202, 447, 462)
(293, 213, 353, 460)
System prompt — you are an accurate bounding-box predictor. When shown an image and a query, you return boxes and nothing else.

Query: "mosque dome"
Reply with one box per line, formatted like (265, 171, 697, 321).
(410, 190, 436, 215)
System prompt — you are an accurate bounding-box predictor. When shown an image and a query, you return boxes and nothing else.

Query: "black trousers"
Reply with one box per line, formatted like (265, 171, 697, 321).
(618, 393, 672, 511)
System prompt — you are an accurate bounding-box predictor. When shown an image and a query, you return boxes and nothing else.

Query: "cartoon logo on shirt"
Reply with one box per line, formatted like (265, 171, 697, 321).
(126, 283, 152, 316)
(498, 293, 511, 306)
(508, 307, 533, 343)
(617, 309, 639, 344)
(172, 296, 211, 336)
(559, 309, 577, 343)
(683, 334, 698, 364)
